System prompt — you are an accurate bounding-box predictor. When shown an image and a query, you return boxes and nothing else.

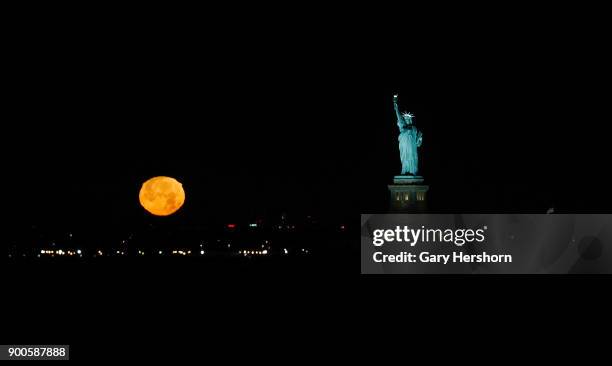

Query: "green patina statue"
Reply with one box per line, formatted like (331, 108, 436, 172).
(394, 94, 422, 175)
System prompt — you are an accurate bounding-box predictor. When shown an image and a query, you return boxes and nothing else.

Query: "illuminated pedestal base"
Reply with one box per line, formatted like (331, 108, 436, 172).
(389, 176, 429, 212)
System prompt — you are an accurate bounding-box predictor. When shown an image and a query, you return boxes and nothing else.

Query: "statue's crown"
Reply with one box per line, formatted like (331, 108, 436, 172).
(402, 112, 414, 118)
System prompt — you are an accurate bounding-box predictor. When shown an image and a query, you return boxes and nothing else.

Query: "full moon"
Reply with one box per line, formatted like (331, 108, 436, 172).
(139, 176, 185, 216)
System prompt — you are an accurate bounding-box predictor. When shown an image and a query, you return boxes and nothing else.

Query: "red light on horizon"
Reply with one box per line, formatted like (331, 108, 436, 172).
(227, 224, 237, 229)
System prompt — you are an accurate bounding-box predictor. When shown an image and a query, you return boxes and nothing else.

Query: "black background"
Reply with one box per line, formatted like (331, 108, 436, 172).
(7, 11, 612, 230)
(4, 5, 612, 360)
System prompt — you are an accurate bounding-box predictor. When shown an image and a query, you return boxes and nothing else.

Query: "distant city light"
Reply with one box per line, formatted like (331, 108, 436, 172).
(18, 215, 338, 261)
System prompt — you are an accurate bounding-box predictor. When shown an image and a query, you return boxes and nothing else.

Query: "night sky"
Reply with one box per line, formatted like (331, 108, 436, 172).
(3, 9, 611, 260)
(7, 31, 611, 240)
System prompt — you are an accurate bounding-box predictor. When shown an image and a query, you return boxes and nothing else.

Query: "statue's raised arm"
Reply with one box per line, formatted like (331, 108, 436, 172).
(393, 94, 404, 126)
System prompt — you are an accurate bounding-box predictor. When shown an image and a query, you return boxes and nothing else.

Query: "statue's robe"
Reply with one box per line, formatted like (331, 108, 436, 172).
(398, 126, 422, 175)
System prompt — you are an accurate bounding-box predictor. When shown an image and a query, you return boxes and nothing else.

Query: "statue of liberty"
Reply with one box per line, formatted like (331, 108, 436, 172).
(393, 94, 422, 175)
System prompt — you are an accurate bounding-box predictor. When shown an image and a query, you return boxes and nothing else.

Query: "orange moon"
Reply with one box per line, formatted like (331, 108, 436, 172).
(139, 176, 185, 216)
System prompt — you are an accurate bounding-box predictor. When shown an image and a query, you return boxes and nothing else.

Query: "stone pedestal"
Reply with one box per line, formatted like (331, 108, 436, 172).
(389, 176, 429, 212)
